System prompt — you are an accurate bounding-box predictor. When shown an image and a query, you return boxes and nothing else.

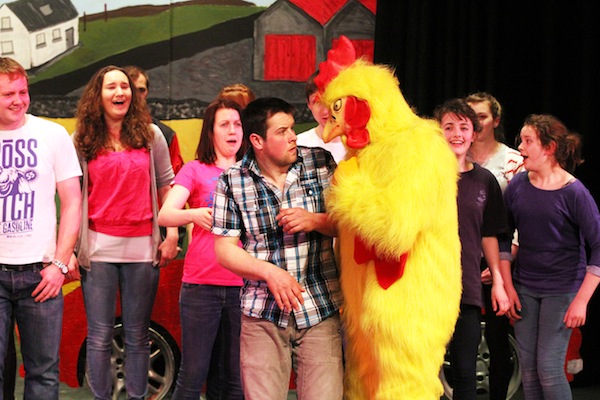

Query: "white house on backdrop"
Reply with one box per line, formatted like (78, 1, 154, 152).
(0, 0, 79, 70)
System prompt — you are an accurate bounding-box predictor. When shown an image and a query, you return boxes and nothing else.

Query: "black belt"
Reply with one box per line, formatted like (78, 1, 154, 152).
(0, 262, 44, 272)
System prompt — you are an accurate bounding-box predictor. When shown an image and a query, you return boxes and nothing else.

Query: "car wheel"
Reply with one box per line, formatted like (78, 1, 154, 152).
(83, 321, 181, 400)
(440, 321, 521, 399)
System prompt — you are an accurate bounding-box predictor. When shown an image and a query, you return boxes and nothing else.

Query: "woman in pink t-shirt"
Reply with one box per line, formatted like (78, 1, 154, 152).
(73, 66, 177, 400)
(158, 99, 246, 400)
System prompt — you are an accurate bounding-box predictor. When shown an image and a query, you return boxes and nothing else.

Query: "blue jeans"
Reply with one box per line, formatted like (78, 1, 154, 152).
(514, 285, 575, 400)
(448, 304, 481, 400)
(81, 262, 159, 400)
(172, 284, 242, 400)
(0, 266, 63, 400)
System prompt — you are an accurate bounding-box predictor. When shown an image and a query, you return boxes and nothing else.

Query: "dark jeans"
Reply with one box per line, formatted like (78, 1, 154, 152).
(449, 304, 482, 400)
(2, 319, 16, 400)
(171, 284, 242, 400)
(483, 283, 513, 400)
(0, 266, 63, 400)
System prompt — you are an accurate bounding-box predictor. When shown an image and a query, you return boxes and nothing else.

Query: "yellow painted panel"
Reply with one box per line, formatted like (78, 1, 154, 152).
(44, 117, 77, 135)
(42, 117, 204, 164)
(161, 119, 203, 163)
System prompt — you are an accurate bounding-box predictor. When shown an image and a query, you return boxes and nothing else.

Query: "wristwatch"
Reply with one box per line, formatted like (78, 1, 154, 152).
(52, 260, 69, 275)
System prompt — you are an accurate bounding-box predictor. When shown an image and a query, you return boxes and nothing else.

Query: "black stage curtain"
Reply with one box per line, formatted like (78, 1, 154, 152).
(374, 0, 600, 385)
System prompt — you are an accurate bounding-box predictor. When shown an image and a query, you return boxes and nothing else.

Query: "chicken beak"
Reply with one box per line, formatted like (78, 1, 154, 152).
(323, 117, 345, 143)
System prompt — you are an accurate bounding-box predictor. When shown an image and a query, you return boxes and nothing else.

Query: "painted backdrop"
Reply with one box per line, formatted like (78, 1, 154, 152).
(1, 0, 377, 160)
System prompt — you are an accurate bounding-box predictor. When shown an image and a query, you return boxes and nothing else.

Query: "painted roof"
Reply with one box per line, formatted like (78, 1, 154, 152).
(288, 0, 376, 25)
(4, 0, 78, 31)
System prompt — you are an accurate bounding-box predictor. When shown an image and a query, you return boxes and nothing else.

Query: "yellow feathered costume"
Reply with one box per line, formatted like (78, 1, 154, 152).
(316, 37, 462, 399)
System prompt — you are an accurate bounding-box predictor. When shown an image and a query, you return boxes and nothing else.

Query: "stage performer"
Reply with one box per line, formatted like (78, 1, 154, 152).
(315, 36, 463, 399)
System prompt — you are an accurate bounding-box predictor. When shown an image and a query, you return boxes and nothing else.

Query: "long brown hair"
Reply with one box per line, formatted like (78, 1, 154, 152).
(74, 65, 152, 161)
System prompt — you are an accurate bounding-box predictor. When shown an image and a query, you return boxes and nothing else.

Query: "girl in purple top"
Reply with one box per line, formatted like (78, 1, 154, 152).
(503, 114, 600, 400)
(158, 99, 246, 400)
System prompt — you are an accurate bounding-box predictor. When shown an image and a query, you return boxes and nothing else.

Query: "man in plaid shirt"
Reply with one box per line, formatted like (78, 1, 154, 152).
(213, 98, 343, 400)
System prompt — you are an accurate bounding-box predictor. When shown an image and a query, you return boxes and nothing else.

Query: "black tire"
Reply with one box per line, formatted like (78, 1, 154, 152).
(81, 321, 181, 400)
(440, 321, 521, 399)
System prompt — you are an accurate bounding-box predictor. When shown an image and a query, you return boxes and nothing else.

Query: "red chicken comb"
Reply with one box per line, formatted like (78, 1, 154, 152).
(314, 35, 357, 93)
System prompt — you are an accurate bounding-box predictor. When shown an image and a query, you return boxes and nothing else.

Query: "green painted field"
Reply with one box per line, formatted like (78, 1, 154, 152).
(29, 5, 264, 84)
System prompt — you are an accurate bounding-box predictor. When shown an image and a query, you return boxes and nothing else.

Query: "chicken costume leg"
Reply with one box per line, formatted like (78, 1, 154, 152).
(316, 37, 462, 399)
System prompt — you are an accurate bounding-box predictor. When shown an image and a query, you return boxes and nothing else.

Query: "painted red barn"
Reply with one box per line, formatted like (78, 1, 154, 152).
(253, 0, 377, 82)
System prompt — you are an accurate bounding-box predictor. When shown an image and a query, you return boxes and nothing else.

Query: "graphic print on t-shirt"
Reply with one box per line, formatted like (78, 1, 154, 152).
(1, 138, 38, 236)
(203, 175, 218, 207)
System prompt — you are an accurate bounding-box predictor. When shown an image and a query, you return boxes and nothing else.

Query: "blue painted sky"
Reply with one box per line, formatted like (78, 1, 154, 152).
(69, 0, 275, 15)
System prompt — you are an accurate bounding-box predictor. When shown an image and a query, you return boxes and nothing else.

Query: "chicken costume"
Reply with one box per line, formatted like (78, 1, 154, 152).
(315, 37, 462, 399)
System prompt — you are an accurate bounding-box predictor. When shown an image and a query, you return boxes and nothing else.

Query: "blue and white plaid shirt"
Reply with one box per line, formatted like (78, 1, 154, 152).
(212, 146, 342, 329)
